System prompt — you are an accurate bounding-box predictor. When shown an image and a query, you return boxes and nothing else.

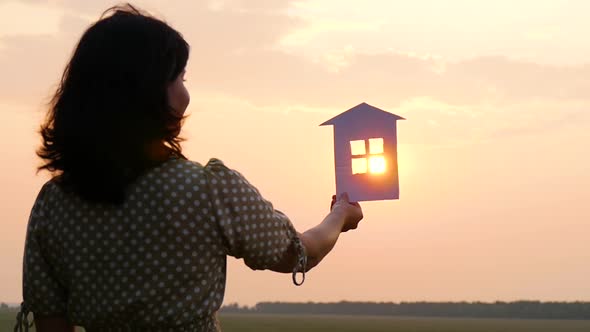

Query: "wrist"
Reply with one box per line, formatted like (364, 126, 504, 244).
(328, 207, 347, 229)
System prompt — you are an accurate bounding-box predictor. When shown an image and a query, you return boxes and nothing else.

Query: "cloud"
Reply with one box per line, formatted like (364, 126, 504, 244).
(0, 33, 67, 104)
(279, 19, 383, 48)
(0, 0, 303, 104)
(392, 96, 590, 146)
(186, 45, 590, 109)
(0, 1, 61, 37)
(282, 0, 590, 66)
(208, 0, 295, 12)
(486, 102, 590, 140)
(1, 0, 589, 142)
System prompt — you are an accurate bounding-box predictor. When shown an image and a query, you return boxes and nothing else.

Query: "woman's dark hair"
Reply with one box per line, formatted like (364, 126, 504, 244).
(37, 4, 189, 204)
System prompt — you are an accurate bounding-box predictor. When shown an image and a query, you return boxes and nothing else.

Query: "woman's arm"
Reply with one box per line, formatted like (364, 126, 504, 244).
(270, 193, 363, 273)
(34, 315, 75, 332)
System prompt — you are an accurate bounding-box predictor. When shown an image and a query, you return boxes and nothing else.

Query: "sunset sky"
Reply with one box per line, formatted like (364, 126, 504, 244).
(1, 0, 589, 306)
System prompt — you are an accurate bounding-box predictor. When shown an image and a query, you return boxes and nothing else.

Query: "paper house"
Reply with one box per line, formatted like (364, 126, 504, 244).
(321, 102, 405, 202)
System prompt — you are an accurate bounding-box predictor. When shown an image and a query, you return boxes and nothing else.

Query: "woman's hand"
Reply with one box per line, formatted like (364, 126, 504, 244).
(330, 193, 363, 232)
(273, 192, 363, 273)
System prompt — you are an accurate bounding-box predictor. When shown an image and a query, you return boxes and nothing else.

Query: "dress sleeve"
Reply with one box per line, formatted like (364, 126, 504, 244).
(204, 159, 307, 284)
(17, 183, 68, 329)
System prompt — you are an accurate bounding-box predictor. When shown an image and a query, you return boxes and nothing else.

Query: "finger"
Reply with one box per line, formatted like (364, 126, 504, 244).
(338, 192, 350, 202)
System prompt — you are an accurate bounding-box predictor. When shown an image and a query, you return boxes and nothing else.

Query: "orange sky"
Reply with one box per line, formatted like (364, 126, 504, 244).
(1, 0, 589, 306)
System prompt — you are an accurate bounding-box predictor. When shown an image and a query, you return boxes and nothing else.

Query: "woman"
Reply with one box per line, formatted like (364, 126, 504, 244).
(15, 4, 363, 332)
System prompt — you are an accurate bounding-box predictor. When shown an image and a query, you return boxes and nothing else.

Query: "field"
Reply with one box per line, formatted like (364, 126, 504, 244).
(3, 312, 590, 331)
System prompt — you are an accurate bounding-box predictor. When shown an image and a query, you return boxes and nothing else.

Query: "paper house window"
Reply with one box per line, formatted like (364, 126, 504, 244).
(321, 102, 405, 202)
(369, 138, 384, 153)
(350, 140, 366, 155)
(350, 138, 386, 174)
(351, 158, 367, 174)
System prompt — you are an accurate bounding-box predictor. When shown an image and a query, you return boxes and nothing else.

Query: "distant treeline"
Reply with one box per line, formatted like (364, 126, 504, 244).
(220, 301, 590, 320)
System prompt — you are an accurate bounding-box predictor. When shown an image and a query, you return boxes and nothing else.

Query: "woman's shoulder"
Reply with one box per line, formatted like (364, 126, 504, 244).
(203, 158, 232, 173)
(171, 158, 252, 189)
(164, 157, 229, 171)
(152, 158, 248, 199)
(159, 157, 239, 181)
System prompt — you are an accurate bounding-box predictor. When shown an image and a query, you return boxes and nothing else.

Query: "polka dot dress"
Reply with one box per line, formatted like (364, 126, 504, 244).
(16, 158, 305, 332)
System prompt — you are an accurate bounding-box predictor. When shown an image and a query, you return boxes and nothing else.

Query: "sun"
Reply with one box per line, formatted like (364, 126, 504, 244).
(369, 156, 386, 174)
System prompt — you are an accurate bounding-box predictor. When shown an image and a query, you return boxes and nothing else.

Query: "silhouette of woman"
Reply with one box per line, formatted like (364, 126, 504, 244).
(15, 4, 363, 332)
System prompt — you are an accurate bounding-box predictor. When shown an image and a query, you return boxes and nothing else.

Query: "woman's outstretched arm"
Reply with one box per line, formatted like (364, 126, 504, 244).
(270, 193, 363, 273)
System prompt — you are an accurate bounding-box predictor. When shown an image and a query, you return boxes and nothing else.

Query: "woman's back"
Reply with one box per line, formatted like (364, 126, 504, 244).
(22, 157, 300, 331)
